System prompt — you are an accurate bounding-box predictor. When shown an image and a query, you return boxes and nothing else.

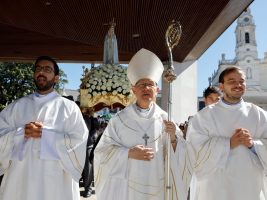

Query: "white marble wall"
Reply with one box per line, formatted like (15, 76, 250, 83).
(161, 61, 198, 124)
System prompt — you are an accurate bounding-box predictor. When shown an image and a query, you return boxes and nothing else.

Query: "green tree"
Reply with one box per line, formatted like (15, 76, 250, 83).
(55, 69, 68, 91)
(0, 62, 68, 111)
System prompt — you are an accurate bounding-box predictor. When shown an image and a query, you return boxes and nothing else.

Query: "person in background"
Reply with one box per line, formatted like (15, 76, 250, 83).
(203, 86, 221, 106)
(0, 176, 3, 187)
(88, 121, 108, 191)
(187, 67, 267, 200)
(187, 86, 221, 199)
(80, 107, 99, 198)
(179, 86, 221, 139)
(94, 48, 192, 200)
(179, 116, 192, 140)
(0, 56, 88, 200)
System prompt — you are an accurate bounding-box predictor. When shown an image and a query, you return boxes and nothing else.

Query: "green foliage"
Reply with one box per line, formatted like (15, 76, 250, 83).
(54, 69, 68, 91)
(0, 62, 68, 111)
(0, 62, 35, 111)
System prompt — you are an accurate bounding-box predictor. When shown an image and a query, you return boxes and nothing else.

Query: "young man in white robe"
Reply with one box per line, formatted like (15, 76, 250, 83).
(0, 56, 88, 200)
(187, 67, 267, 200)
(189, 85, 221, 200)
(94, 48, 192, 200)
(203, 86, 221, 106)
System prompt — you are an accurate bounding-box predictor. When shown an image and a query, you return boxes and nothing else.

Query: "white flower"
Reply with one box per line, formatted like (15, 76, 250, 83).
(117, 87, 122, 92)
(112, 90, 118, 95)
(88, 94, 92, 98)
(101, 85, 106, 90)
(85, 64, 132, 97)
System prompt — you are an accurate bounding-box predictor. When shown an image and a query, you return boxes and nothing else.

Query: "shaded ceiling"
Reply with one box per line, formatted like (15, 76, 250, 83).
(0, 0, 253, 63)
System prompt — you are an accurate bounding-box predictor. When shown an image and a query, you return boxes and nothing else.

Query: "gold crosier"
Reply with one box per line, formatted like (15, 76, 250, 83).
(164, 20, 182, 200)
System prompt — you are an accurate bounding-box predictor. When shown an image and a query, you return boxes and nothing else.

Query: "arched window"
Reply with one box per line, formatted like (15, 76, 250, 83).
(245, 32, 250, 43)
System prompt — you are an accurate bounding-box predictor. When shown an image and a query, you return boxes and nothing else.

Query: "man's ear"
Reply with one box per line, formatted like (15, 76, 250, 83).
(54, 75, 60, 83)
(219, 83, 224, 92)
(132, 86, 137, 95)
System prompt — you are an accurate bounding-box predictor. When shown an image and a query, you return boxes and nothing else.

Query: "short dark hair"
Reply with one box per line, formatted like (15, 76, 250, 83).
(218, 67, 243, 83)
(34, 56, 60, 76)
(203, 86, 221, 98)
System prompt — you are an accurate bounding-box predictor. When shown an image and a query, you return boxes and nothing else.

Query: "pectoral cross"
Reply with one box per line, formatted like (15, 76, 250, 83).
(142, 133, 150, 146)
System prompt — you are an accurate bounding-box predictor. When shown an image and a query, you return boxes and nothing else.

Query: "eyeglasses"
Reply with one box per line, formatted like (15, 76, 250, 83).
(35, 66, 54, 73)
(135, 82, 157, 89)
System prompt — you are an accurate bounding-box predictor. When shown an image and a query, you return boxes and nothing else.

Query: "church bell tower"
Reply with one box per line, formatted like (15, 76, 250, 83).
(235, 8, 258, 61)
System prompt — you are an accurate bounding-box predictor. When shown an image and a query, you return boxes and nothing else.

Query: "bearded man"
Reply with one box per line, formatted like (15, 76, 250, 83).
(0, 56, 88, 200)
(187, 67, 267, 200)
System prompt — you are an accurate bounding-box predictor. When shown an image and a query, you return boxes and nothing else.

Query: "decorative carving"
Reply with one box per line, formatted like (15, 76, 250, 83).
(80, 89, 134, 108)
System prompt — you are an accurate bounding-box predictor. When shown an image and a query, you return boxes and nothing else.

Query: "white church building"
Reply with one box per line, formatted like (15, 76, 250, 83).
(209, 8, 267, 110)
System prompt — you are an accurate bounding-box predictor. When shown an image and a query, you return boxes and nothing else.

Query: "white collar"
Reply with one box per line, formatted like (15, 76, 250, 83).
(33, 91, 58, 103)
(134, 103, 154, 118)
(219, 98, 244, 110)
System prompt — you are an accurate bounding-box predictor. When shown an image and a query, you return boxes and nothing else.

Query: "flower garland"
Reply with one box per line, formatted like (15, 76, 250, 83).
(84, 64, 131, 98)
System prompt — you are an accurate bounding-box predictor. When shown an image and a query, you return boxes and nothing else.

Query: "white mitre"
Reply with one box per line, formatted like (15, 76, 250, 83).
(127, 48, 164, 85)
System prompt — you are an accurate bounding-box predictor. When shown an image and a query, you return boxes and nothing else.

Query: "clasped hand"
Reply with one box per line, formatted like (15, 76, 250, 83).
(128, 145, 154, 161)
(128, 120, 178, 161)
(230, 128, 253, 149)
(24, 122, 43, 138)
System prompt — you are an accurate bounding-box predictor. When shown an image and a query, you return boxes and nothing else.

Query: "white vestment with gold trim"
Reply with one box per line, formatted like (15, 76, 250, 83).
(94, 103, 192, 200)
(0, 91, 88, 200)
(187, 99, 267, 200)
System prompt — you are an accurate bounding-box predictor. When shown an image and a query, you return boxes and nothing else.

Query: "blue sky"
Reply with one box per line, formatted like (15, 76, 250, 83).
(59, 0, 266, 97)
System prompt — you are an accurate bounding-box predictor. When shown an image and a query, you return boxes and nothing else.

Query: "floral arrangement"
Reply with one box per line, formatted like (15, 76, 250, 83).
(84, 64, 131, 99)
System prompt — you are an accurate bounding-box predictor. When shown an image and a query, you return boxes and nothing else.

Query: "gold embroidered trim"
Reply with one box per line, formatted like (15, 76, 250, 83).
(64, 134, 83, 173)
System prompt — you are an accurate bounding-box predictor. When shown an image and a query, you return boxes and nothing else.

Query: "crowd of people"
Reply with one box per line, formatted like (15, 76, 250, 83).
(1, 51, 267, 200)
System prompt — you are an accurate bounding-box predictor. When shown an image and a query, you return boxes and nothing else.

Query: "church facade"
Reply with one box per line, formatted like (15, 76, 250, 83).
(209, 8, 267, 110)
